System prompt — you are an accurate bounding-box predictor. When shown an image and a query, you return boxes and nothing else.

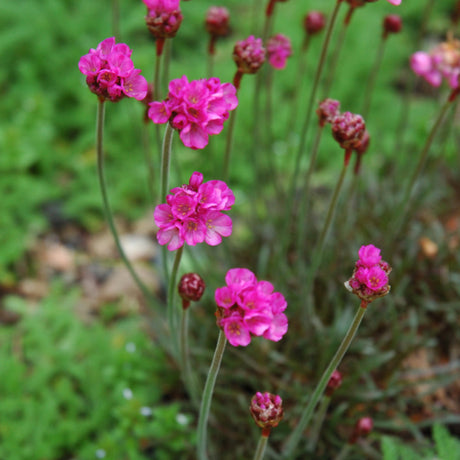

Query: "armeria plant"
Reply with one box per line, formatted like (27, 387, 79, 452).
(78, 0, 460, 457)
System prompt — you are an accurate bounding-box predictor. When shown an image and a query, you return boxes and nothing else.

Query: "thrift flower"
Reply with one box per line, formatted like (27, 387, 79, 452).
(331, 111, 366, 164)
(143, 0, 183, 39)
(345, 244, 391, 305)
(266, 34, 293, 70)
(317, 98, 340, 127)
(178, 272, 206, 309)
(148, 76, 238, 149)
(250, 392, 284, 431)
(215, 268, 288, 347)
(205, 6, 230, 39)
(304, 11, 326, 36)
(154, 172, 234, 250)
(233, 35, 266, 75)
(78, 37, 148, 102)
(410, 38, 460, 89)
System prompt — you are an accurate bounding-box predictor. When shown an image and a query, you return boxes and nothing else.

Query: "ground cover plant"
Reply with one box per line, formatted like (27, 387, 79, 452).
(1, 0, 460, 459)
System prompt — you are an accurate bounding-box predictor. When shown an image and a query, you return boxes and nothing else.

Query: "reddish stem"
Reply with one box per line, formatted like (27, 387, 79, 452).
(344, 149, 353, 166)
(156, 38, 165, 57)
(233, 70, 243, 90)
(265, 0, 275, 17)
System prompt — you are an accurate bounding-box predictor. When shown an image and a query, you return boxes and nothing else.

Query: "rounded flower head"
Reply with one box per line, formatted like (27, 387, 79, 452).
(233, 35, 266, 75)
(78, 37, 148, 102)
(317, 98, 340, 127)
(326, 370, 343, 396)
(215, 268, 288, 347)
(250, 392, 284, 432)
(331, 111, 366, 163)
(304, 11, 326, 36)
(154, 172, 234, 250)
(383, 14, 402, 38)
(148, 76, 238, 149)
(349, 417, 374, 444)
(266, 34, 292, 70)
(143, 0, 183, 39)
(205, 6, 230, 37)
(345, 244, 391, 305)
(178, 273, 206, 309)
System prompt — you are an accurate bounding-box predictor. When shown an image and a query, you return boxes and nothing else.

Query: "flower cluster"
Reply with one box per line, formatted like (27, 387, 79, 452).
(266, 34, 293, 70)
(410, 38, 460, 89)
(250, 392, 284, 431)
(78, 37, 148, 102)
(148, 76, 238, 149)
(143, 0, 183, 39)
(215, 268, 288, 347)
(345, 244, 391, 305)
(233, 35, 266, 75)
(154, 172, 234, 251)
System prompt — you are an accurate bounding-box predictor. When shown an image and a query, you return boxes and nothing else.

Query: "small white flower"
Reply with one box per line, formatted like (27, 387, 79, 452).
(176, 413, 189, 426)
(123, 388, 133, 400)
(95, 449, 106, 458)
(140, 406, 153, 417)
(125, 342, 136, 353)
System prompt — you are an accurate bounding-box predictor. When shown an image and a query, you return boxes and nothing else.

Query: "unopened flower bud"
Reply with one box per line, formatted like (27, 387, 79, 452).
(317, 98, 340, 127)
(233, 35, 266, 75)
(331, 112, 366, 164)
(304, 11, 326, 36)
(205, 6, 230, 38)
(144, 0, 183, 40)
(250, 392, 284, 434)
(383, 14, 402, 38)
(326, 370, 343, 396)
(349, 416, 373, 444)
(178, 273, 206, 309)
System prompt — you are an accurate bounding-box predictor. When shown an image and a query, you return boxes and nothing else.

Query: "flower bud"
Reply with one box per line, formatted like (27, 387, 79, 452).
(331, 112, 366, 152)
(304, 11, 326, 36)
(317, 98, 340, 127)
(325, 370, 343, 396)
(205, 6, 230, 38)
(144, 1, 183, 39)
(233, 35, 266, 75)
(178, 273, 206, 309)
(250, 392, 284, 434)
(383, 14, 402, 38)
(349, 417, 373, 444)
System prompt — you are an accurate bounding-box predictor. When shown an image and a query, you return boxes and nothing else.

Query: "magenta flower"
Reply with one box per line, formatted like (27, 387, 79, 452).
(410, 39, 460, 89)
(148, 76, 238, 149)
(266, 34, 293, 70)
(345, 244, 391, 305)
(143, 0, 183, 39)
(78, 37, 148, 102)
(386, 0, 401, 5)
(215, 268, 288, 347)
(154, 172, 234, 250)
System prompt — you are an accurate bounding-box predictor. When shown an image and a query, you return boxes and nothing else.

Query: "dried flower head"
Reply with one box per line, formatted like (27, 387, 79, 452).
(233, 35, 266, 75)
(317, 98, 340, 127)
(250, 392, 284, 432)
(345, 244, 391, 306)
(178, 273, 206, 309)
(349, 417, 374, 444)
(215, 268, 288, 347)
(266, 34, 293, 70)
(326, 370, 343, 396)
(143, 0, 183, 39)
(383, 14, 402, 37)
(304, 11, 326, 36)
(78, 37, 148, 102)
(154, 172, 234, 250)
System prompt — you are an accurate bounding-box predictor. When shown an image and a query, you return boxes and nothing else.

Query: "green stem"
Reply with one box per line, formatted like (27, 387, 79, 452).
(222, 106, 238, 182)
(361, 35, 386, 120)
(306, 395, 331, 452)
(95, 100, 155, 304)
(167, 245, 183, 357)
(180, 306, 199, 406)
(142, 121, 156, 206)
(253, 433, 270, 460)
(282, 303, 367, 459)
(197, 330, 228, 460)
(160, 123, 175, 201)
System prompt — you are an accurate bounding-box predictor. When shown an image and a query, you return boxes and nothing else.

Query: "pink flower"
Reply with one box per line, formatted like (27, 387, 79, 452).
(233, 35, 266, 75)
(78, 37, 148, 102)
(250, 392, 284, 430)
(410, 39, 460, 89)
(143, 0, 183, 39)
(215, 268, 288, 347)
(154, 172, 234, 250)
(345, 244, 391, 305)
(266, 34, 292, 70)
(148, 76, 238, 149)
(386, 0, 401, 5)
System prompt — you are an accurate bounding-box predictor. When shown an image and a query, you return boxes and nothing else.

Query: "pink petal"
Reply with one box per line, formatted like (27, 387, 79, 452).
(263, 313, 288, 342)
(179, 123, 209, 149)
(203, 211, 232, 246)
(122, 69, 148, 100)
(148, 101, 172, 124)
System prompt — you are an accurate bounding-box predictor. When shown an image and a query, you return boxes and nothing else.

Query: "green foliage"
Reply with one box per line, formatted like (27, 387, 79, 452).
(0, 284, 192, 460)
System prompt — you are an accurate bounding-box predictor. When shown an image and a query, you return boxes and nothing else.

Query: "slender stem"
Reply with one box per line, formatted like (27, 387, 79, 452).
(111, 0, 120, 40)
(95, 100, 155, 304)
(160, 123, 175, 201)
(222, 105, 238, 182)
(167, 245, 183, 357)
(142, 121, 156, 206)
(306, 396, 331, 452)
(282, 304, 367, 459)
(253, 433, 270, 460)
(389, 95, 453, 247)
(361, 36, 386, 120)
(197, 330, 228, 460)
(154, 39, 165, 101)
(180, 306, 199, 406)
